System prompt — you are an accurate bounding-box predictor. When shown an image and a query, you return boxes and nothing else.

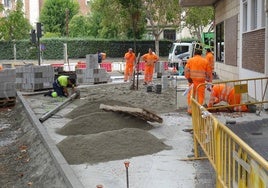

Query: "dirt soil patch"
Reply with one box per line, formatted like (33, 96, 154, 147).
(0, 103, 68, 188)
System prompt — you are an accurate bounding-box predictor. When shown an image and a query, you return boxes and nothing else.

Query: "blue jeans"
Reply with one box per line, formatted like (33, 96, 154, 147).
(53, 81, 65, 97)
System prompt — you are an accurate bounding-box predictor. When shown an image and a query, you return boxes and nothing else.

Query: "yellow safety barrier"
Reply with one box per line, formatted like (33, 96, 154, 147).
(201, 77, 268, 113)
(191, 77, 268, 188)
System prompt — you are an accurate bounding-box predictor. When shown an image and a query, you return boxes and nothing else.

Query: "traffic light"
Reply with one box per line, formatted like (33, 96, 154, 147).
(36, 22, 43, 38)
(30, 29, 36, 44)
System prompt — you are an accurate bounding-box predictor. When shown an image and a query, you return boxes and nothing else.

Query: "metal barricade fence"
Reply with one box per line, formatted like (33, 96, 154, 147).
(191, 77, 268, 188)
(200, 77, 268, 113)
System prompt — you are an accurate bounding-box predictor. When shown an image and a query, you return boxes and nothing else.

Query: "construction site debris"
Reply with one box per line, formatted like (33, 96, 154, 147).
(39, 91, 79, 123)
(100, 104, 163, 123)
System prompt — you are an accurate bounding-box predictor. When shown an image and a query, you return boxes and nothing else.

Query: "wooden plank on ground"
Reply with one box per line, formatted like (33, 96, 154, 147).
(100, 104, 163, 123)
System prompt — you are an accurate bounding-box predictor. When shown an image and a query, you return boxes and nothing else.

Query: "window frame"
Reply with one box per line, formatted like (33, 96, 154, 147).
(242, 0, 265, 33)
(216, 22, 224, 62)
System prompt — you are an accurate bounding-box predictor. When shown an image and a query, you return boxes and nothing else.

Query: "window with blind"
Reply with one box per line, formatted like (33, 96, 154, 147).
(216, 22, 224, 62)
(242, 0, 265, 32)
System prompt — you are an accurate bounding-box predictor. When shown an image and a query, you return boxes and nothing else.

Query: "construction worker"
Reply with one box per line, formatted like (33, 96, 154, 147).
(207, 84, 253, 112)
(184, 44, 212, 115)
(45, 75, 76, 97)
(124, 48, 136, 82)
(206, 48, 214, 79)
(0, 64, 3, 71)
(97, 50, 106, 64)
(142, 48, 159, 85)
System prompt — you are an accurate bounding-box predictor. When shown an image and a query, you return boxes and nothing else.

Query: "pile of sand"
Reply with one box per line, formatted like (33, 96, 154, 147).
(57, 128, 171, 164)
(56, 99, 170, 164)
(57, 112, 153, 135)
(65, 99, 134, 119)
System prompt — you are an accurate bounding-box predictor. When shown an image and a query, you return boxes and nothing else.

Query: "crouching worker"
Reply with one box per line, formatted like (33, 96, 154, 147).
(207, 84, 256, 113)
(45, 75, 76, 97)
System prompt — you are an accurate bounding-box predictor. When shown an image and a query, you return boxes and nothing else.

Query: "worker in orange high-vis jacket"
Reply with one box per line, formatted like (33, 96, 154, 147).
(206, 48, 214, 79)
(207, 84, 249, 112)
(184, 45, 212, 115)
(142, 48, 159, 85)
(124, 48, 136, 82)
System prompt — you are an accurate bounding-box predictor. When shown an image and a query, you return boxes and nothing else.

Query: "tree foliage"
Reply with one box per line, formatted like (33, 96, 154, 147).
(89, 0, 124, 39)
(68, 14, 91, 37)
(88, 0, 145, 39)
(118, 0, 145, 39)
(0, 0, 31, 41)
(39, 0, 79, 36)
(183, 6, 214, 41)
(143, 0, 183, 55)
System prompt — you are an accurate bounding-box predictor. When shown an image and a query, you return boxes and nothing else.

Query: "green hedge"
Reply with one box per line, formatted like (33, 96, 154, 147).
(0, 38, 173, 60)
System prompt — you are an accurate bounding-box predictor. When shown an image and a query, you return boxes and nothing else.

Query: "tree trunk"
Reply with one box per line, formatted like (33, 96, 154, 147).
(154, 35, 160, 56)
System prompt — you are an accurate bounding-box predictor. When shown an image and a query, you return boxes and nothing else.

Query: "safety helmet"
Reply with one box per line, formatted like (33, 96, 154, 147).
(194, 43, 203, 55)
(52, 91, 58, 98)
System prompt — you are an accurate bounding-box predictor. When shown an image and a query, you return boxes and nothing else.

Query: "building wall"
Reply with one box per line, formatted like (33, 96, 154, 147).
(27, 0, 40, 25)
(242, 29, 265, 73)
(225, 15, 238, 67)
(10, 0, 89, 27)
(214, 0, 240, 80)
(77, 0, 89, 15)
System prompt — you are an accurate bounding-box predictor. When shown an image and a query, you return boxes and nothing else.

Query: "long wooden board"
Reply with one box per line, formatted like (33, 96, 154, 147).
(100, 104, 163, 123)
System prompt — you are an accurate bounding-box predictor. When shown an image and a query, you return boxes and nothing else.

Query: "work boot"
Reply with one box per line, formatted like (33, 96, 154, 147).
(44, 91, 52, 97)
(247, 104, 257, 113)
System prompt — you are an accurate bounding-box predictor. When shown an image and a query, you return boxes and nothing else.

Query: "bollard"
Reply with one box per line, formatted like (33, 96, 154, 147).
(155, 84, 162, 94)
(124, 161, 130, 188)
(146, 85, 153, 92)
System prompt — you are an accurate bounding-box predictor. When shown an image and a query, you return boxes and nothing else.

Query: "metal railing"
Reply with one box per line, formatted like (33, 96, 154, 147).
(201, 77, 268, 114)
(191, 77, 268, 188)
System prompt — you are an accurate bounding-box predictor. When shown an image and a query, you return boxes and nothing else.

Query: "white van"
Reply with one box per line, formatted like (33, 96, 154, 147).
(168, 42, 194, 64)
(168, 42, 194, 75)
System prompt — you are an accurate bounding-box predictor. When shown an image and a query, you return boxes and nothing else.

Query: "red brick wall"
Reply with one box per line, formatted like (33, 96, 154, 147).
(77, 0, 90, 15)
(242, 29, 265, 73)
(225, 15, 238, 66)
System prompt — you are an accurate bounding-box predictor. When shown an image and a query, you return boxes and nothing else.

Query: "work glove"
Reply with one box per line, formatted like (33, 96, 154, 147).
(187, 78, 193, 84)
(206, 85, 212, 92)
(203, 104, 208, 108)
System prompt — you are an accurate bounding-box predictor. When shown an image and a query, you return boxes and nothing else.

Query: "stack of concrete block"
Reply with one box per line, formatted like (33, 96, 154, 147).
(16, 65, 54, 92)
(86, 54, 99, 69)
(76, 68, 110, 84)
(0, 68, 16, 98)
(76, 54, 110, 84)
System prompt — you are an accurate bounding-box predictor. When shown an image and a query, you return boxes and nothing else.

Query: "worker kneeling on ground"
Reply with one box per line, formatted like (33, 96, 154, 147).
(45, 75, 76, 97)
(207, 84, 256, 113)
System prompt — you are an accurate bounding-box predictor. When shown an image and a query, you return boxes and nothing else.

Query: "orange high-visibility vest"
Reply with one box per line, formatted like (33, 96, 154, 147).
(206, 52, 214, 72)
(184, 55, 212, 83)
(208, 84, 248, 112)
(184, 55, 211, 114)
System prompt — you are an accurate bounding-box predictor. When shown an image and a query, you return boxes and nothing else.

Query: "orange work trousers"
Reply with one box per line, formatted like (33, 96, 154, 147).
(144, 65, 154, 83)
(124, 63, 134, 81)
(187, 81, 205, 114)
(228, 90, 248, 112)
